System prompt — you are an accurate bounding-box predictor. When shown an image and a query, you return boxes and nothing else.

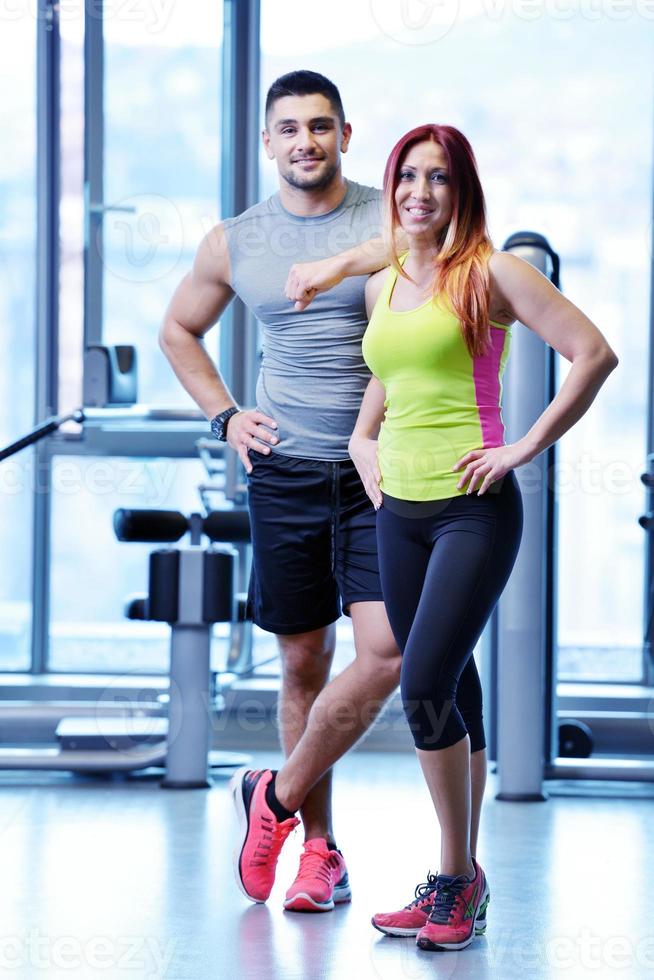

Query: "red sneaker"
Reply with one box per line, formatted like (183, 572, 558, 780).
(284, 838, 351, 912)
(416, 858, 490, 951)
(371, 872, 440, 937)
(230, 768, 299, 903)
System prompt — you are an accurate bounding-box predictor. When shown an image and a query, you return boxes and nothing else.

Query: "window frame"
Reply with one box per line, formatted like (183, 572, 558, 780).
(34, 0, 260, 673)
(24, 0, 654, 765)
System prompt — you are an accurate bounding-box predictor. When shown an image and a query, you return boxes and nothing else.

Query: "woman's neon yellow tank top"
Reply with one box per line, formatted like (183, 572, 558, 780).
(362, 260, 512, 501)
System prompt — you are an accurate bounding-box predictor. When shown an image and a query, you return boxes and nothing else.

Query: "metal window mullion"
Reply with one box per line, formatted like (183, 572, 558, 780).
(644, 108, 654, 689)
(219, 0, 260, 677)
(220, 0, 260, 408)
(83, 0, 104, 347)
(32, 0, 61, 673)
(544, 350, 558, 764)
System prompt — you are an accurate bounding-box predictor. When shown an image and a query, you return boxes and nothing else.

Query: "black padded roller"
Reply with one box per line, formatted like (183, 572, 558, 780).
(203, 509, 250, 543)
(113, 508, 188, 543)
(125, 595, 148, 620)
(202, 549, 235, 623)
(148, 549, 180, 622)
(236, 592, 250, 623)
(558, 720, 594, 759)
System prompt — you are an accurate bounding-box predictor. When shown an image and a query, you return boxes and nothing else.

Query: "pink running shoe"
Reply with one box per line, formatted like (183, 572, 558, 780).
(416, 857, 490, 952)
(371, 872, 439, 937)
(230, 768, 299, 903)
(284, 838, 351, 913)
(372, 870, 488, 938)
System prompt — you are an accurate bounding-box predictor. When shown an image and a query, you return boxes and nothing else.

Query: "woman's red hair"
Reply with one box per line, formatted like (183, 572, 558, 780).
(383, 124, 494, 358)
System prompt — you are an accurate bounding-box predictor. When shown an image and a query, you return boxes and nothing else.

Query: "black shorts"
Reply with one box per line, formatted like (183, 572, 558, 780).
(245, 450, 383, 635)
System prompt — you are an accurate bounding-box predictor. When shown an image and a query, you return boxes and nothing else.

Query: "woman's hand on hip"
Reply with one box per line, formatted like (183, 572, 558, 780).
(452, 443, 528, 495)
(349, 435, 383, 510)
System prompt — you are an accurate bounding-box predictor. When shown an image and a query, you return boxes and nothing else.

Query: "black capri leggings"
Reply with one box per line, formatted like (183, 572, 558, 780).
(376, 470, 523, 752)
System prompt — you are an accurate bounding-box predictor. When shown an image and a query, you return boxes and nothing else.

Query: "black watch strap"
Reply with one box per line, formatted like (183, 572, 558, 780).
(210, 406, 239, 441)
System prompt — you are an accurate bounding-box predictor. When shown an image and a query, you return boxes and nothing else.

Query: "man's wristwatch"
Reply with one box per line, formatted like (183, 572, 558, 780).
(210, 406, 240, 441)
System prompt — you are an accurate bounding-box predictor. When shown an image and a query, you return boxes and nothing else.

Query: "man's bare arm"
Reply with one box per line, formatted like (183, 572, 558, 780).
(160, 224, 238, 418)
(159, 224, 278, 472)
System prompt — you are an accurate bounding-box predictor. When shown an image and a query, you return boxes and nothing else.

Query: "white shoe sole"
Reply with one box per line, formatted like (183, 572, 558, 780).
(371, 920, 424, 938)
(284, 882, 352, 913)
(371, 916, 486, 939)
(284, 891, 335, 912)
(334, 882, 353, 904)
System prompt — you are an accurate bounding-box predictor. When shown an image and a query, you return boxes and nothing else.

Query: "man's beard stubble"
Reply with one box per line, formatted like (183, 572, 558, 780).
(282, 159, 340, 193)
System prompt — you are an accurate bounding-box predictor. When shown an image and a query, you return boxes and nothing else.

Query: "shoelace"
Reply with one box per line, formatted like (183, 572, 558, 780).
(406, 872, 439, 910)
(250, 813, 298, 867)
(297, 848, 339, 885)
(428, 876, 469, 924)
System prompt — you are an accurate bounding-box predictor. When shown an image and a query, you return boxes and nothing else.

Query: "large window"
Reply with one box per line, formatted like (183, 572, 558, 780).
(48, 2, 226, 672)
(259, 0, 653, 682)
(102, 3, 223, 408)
(0, 15, 37, 670)
(48, 455, 231, 674)
(57, 2, 224, 413)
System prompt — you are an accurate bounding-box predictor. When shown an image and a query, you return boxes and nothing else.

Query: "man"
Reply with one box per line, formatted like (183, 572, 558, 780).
(160, 70, 401, 913)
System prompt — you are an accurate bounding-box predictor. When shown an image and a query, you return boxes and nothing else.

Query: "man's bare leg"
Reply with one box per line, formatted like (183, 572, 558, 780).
(275, 608, 487, 855)
(274, 601, 401, 813)
(276, 625, 337, 843)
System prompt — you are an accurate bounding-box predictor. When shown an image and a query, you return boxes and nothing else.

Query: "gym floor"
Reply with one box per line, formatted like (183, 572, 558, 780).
(0, 750, 652, 980)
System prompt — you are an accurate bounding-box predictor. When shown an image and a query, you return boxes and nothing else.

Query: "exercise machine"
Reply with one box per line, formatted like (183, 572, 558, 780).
(0, 410, 252, 786)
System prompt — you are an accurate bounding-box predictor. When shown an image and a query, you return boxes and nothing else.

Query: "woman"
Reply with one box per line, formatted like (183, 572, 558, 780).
(337, 124, 618, 952)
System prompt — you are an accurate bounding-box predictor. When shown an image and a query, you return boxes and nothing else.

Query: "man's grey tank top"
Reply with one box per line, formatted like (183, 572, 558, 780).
(222, 180, 383, 460)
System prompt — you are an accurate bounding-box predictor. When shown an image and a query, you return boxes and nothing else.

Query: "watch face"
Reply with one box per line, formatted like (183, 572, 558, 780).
(212, 408, 238, 440)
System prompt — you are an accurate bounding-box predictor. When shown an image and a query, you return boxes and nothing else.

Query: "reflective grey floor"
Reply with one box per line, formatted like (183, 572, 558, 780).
(0, 751, 653, 979)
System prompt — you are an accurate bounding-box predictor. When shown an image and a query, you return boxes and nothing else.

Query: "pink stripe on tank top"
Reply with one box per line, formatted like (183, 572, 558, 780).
(472, 326, 507, 448)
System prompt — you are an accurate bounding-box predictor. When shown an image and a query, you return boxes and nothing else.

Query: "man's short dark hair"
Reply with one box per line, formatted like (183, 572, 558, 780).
(265, 70, 345, 129)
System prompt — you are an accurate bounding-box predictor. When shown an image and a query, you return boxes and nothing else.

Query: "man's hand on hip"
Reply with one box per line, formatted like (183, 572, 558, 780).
(227, 409, 279, 474)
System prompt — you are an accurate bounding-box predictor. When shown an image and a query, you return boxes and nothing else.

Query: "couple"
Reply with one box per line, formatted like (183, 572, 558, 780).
(161, 70, 617, 953)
